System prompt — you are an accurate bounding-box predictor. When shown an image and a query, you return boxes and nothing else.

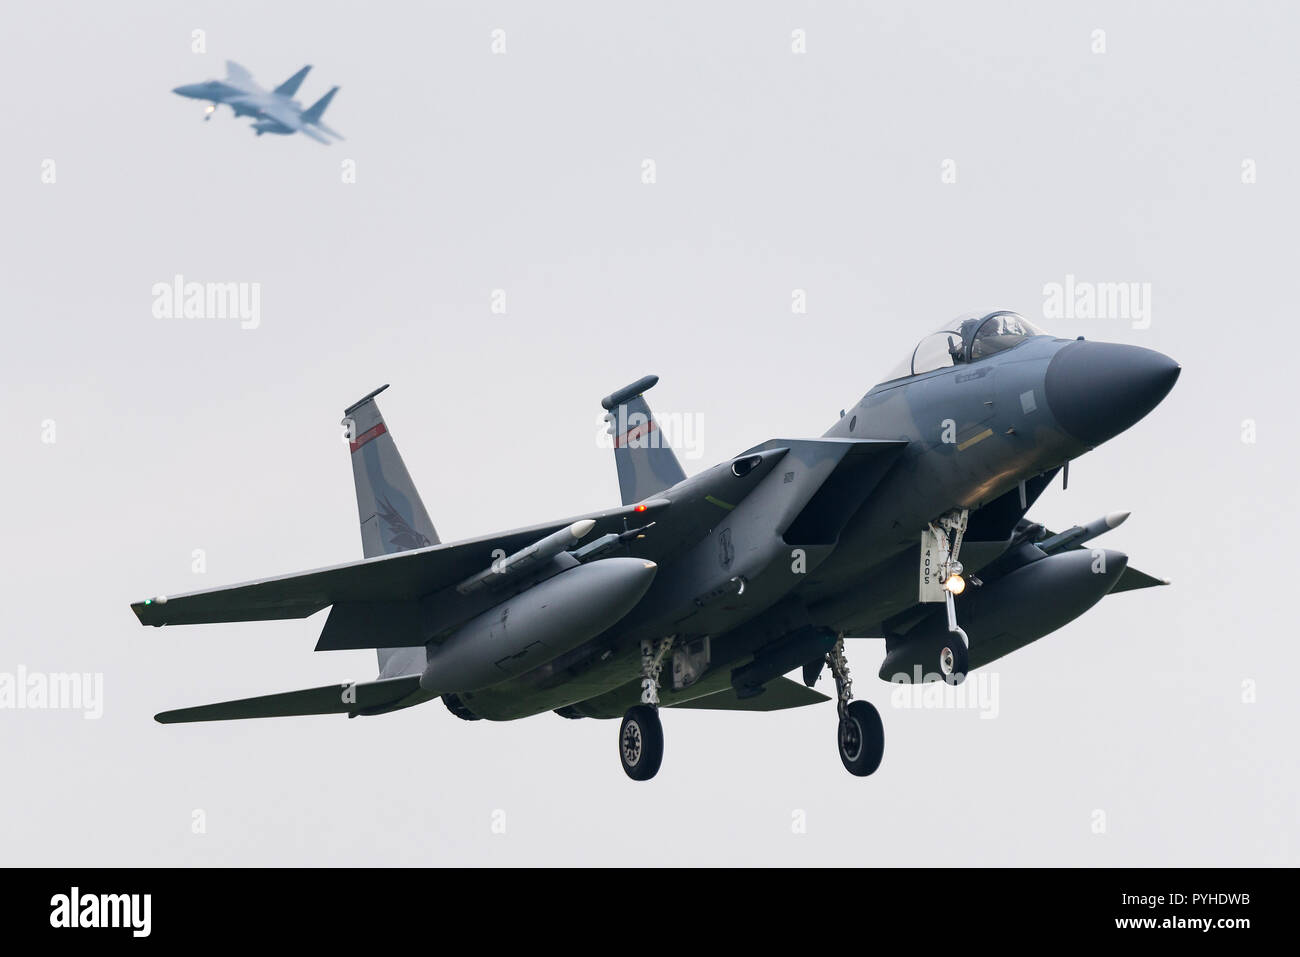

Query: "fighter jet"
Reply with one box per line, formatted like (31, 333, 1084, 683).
(171, 61, 343, 144)
(132, 312, 1179, 780)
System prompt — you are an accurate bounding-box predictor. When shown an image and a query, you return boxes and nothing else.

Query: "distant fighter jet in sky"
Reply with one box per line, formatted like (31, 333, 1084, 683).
(133, 312, 1179, 781)
(172, 61, 343, 144)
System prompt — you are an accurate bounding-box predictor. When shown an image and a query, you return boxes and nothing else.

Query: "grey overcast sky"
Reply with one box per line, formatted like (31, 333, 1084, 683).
(1, 1, 1295, 865)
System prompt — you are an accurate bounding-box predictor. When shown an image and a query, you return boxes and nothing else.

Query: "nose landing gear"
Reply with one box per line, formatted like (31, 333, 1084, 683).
(925, 508, 972, 685)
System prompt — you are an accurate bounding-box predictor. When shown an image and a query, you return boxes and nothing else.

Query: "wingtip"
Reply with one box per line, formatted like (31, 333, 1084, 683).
(131, 596, 168, 626)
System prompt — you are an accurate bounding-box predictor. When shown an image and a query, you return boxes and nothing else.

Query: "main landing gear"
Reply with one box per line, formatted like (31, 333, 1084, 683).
(619, 637, 673, 781)
(828, 636, 884, 776)
(619, 705, 663, 781)
(617, 634, 886, 780)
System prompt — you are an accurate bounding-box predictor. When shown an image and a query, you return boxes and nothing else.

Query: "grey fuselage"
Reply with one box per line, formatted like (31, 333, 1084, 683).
(449, 334, 1174, 720)
(172, 78, 292, 120)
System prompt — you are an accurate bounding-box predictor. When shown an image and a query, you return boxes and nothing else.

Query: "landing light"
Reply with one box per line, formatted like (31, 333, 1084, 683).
(943, 575, 966, 595)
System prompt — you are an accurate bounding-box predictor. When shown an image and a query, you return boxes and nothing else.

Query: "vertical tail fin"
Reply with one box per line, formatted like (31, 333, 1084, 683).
(302, 86, 339, 124)
(601, 375, 686, 505)
(273, 65, 312, 97)
(343, 385, 439, 557)
(342, 385, 437, 678)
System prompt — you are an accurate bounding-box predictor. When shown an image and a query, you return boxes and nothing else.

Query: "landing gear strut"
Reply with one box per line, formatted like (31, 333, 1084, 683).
(619, 637, 673, 781)
(928, 508, 971, 685)
(828, 636, 884, 776)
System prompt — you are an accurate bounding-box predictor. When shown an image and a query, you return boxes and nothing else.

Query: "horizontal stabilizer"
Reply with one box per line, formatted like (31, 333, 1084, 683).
(668, 676, 830, 712)
(155, 675, 422, 724)
(298, 125, 332, 145)
(131, 499, 670, 627)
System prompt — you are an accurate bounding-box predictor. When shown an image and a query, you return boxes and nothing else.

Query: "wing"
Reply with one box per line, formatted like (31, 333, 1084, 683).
(256, 99, 300, 129)
(131, 499, 670, 627)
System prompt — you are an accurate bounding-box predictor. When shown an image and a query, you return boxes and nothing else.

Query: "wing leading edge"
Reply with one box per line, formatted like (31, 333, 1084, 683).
(130, 499, 670, 628)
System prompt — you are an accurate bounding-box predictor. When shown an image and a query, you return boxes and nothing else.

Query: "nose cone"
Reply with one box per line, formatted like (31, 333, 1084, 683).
(172, 84, 202, 98)
(1044, 341, 1180, 446)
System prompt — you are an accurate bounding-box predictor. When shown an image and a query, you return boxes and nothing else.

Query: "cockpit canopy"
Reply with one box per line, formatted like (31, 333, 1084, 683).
(882, 311, 1048, 382)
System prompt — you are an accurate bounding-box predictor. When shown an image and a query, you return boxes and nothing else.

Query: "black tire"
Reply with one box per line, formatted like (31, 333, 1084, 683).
(619, 705, 664, 781)
(838, 699, 884, 777)
(938, 636, 969, 686)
